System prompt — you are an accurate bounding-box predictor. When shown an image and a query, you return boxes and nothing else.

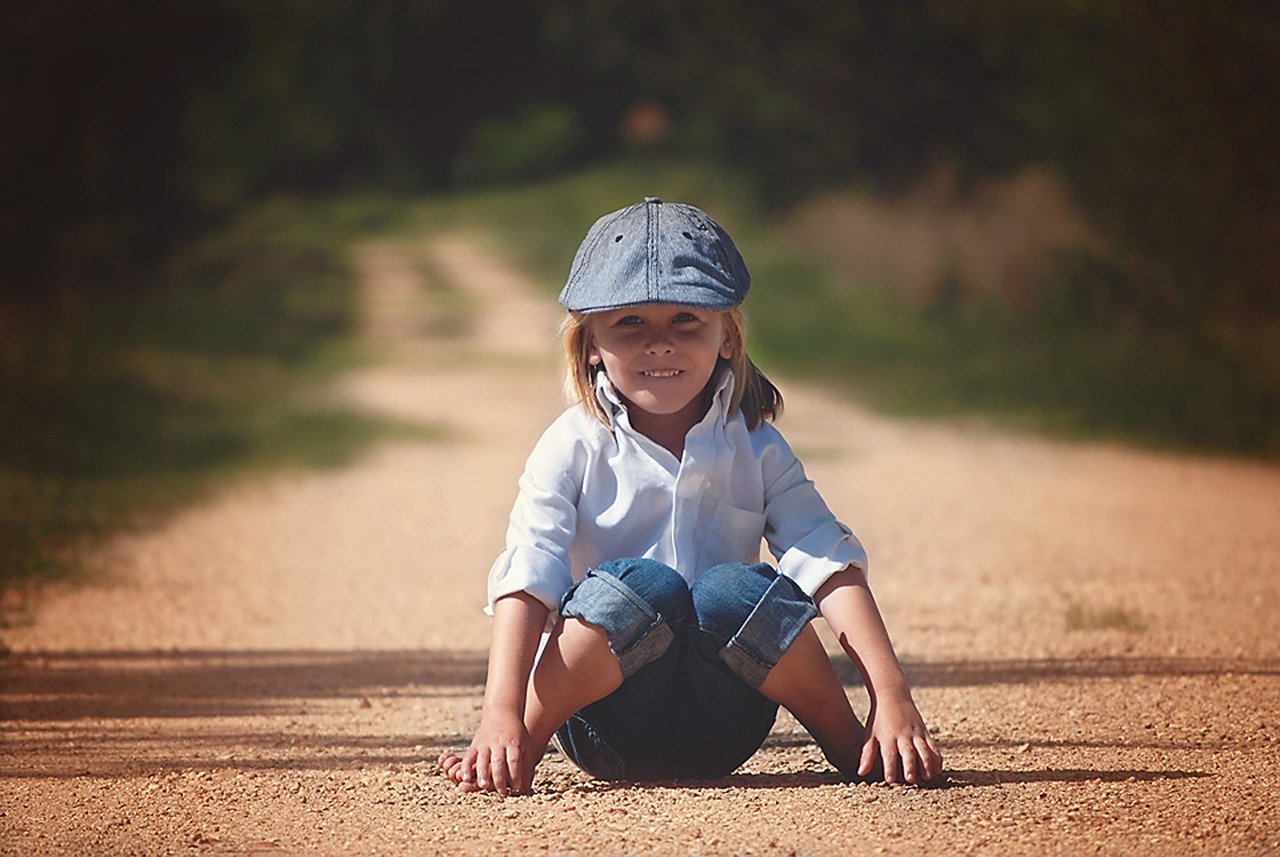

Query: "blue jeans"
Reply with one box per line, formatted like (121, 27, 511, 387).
(554, 557, 818, 780)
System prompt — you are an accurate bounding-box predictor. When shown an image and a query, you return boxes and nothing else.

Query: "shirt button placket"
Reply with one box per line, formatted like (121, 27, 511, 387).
(672, 451, 705, 573)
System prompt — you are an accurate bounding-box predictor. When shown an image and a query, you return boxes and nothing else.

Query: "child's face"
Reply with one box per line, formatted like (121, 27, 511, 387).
(587, 304, 734, 419)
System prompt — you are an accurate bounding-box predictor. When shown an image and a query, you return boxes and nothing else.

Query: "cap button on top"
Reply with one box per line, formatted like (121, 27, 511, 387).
(644, 196, 662, 204)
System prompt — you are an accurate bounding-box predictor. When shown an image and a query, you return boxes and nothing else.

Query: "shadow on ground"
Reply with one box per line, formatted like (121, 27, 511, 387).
(1, 649, 489, 779)
(941, 768, 1210, 787)
(557, 767, 1209, 793)
(3, 649, 1264, 784)
(0, 649, 488, 721)
(885, 656, 1280, 687)
(7, 649, 1274, 722)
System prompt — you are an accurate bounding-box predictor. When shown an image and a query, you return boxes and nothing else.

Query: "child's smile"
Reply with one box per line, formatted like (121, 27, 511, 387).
(588, 304, 733, 436)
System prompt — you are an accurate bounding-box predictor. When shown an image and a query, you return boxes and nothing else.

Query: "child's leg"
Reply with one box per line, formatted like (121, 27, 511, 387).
(756, 622, 865, 778)
(437, 615, 622, 790)
(440, 618, 632, 784)
(442, 557, 687, 790)
(690, 563, 865, 779)
(522, 615, 623, 752)
(527, 558, 692, 779)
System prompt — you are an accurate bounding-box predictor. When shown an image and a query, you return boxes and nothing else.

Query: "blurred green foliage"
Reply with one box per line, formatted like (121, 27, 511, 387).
(0, 196, 431, 586)
(453, 103, 584, 185)
(6, 0, 1278, 326)
(950, 0, 1280, 321)
(423, 159, 1280, 456)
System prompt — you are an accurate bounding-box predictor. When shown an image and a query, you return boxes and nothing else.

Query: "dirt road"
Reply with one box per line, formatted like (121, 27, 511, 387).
(3, 232, 1278, 855)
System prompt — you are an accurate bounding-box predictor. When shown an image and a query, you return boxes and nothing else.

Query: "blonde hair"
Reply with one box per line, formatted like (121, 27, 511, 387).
(561, 307, 783, 430)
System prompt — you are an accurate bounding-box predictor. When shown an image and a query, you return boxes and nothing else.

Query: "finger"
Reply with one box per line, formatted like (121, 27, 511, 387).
(914, 736, 939, 781)
(506, 744, 527, 794)
(490, 748, 512, 796)
(857, 735, 878, 778)
(881, 743, 898, 785)
(459, 749, 477, 784)
(443, 757, 463, 783)
(474, 747, 492, 790)
(899, 739, 920, 785)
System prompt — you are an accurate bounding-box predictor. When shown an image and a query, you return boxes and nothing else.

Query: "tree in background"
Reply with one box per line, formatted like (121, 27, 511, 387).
(3, 0, 1277, 324)
(545, 0, 1018, 199)
(2, 2, 238, 304)
(1, 0, 588, 304)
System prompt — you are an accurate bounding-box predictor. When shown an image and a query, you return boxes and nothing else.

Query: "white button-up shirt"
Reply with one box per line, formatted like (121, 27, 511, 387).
(486, 369, 867, 615)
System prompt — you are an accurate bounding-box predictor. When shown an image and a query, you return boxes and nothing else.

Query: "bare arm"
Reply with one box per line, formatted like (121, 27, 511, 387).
(814, 566, 942, 784)
(440, 591, 549, 794)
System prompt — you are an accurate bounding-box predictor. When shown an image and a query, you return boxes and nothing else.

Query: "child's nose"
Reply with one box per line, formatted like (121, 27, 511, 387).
(644, 332, 674, 353)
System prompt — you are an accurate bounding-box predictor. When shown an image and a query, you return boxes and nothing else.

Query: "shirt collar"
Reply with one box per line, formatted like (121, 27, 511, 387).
(594, 366, 736, 431)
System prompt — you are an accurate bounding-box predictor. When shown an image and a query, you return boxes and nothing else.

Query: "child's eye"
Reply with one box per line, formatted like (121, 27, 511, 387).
(615, 315, 643, 327)
(672, 312, 699, 324)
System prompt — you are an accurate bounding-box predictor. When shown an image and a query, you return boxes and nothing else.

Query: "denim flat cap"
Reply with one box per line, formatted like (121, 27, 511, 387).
(558, 197, 750, 312)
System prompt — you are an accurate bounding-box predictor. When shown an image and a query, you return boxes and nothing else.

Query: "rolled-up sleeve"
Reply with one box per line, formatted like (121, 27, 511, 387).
(758, 427, 868, 597)
(486, 415, 586, 614)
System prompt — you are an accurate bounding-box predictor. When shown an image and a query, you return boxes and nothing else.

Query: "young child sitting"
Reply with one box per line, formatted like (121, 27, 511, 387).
(440, 197, 941, 794)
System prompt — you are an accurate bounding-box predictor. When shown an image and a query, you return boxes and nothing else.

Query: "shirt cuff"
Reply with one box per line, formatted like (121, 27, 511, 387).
(485, 545, 575, 615)
(777, 520, 869, 597)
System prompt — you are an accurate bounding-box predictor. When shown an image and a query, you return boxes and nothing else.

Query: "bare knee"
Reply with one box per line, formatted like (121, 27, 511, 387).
(557, 615, 612, 649)
(536, 617, 623, 692)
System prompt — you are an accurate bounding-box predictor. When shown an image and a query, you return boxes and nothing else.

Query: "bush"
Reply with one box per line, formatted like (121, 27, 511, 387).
(452, 103, 584, 185)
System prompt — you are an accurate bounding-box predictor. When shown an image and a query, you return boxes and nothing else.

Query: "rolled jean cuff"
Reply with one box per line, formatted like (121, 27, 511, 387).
(560, 570, 676, 679)
(719, 574, 818, 688)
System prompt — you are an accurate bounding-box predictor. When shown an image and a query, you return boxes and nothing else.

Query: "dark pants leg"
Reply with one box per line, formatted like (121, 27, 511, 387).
(555, 558, 692, 779)
(555, 559, 816, 780)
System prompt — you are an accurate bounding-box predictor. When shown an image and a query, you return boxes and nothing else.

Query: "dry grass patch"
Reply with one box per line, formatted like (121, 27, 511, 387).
(1064, 599, 1146, 632)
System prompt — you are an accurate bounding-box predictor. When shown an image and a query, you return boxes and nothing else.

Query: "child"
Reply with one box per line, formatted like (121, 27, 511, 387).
(439, 198, 941, 795)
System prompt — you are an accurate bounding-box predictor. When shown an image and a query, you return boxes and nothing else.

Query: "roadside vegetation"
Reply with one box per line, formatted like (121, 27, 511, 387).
(5, 155, 1278, 599)
(1064, 600, 1146, 633)
(412, 158, 1280, 456)
(5, 3, 1278, 593)
(0, 198, 430, 596)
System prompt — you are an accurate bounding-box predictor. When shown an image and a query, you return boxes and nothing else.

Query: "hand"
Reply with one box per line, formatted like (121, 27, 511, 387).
(438, 711, 537, 796)
(858, 693, 943, 785)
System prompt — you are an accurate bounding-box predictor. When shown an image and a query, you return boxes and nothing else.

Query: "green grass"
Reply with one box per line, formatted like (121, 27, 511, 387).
(1, 195, 434, 592)
(750, 272, 1280, 455)
(1064, 600, 1146, 632)
(418, 157, 1280, 458)
(401, 156, 769, 286)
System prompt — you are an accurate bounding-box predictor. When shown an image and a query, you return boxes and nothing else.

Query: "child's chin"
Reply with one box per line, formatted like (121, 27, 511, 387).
(632, 395, 697, 416)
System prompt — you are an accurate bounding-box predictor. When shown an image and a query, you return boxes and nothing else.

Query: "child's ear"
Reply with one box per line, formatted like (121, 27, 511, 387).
(719, 332, 734, 361)
(587, 339, 602, 366)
